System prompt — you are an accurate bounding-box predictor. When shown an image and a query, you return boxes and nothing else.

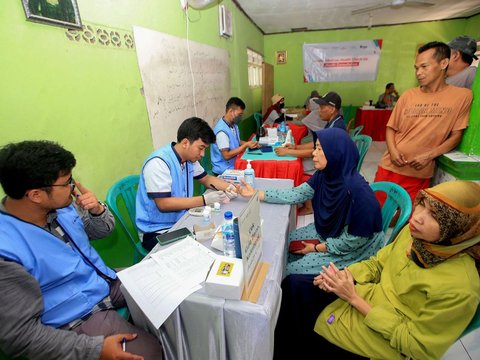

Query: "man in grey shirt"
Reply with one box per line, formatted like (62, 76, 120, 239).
(0, 140, 162, 359)
(446, 35, 478, 89)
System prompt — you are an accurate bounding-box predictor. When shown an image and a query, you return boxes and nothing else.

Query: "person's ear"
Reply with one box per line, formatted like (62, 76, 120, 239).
(180, 138, 189, 149)
(440, 57, 449, 71)
(25, 189, 44, 203)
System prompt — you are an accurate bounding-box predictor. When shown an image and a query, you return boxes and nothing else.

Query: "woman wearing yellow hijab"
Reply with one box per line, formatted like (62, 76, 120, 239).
(275, 181, 480, 360)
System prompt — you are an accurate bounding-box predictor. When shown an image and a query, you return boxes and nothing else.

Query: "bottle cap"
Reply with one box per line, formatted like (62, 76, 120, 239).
(246, 159, 252, 169)
(224, 211, 233, 220)
(214, 202, 221, 210)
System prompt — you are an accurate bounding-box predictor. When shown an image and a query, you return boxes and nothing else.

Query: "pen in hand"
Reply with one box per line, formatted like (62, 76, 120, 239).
(121, 337, 126, 352)
(210, 184, 219, 191)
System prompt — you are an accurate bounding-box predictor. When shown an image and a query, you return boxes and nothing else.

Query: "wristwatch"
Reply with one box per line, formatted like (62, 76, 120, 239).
(92, 201, 108, 216)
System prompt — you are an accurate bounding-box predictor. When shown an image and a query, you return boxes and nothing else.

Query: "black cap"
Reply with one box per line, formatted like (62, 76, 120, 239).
(313, 91, 342, 110)
(448, 35, 478, 60)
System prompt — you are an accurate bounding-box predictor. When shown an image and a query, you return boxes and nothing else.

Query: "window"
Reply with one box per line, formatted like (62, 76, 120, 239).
(247, 48, 263, 88)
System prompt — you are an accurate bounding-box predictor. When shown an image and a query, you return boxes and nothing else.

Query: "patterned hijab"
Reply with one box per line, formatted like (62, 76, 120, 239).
(410, 181, 480, 269)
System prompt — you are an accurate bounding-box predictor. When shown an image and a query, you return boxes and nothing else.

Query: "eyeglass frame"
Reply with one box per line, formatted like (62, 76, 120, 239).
(40, 175, 76, 190)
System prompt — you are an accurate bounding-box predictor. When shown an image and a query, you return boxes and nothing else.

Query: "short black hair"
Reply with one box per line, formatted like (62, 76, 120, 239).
(418, 41, 451, 63)
(0, 140, 76, 199)
(386, 83, 394, 89)
(177, 117, 216, 144)
(457, 50, 474, 65)
(225, 97, 246, 112)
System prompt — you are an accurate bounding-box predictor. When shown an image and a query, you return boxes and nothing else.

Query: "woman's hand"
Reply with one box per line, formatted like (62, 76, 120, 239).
(320, 263, 356, 302)
(292, 242, 326, 255)
(235, 180, 256, 198)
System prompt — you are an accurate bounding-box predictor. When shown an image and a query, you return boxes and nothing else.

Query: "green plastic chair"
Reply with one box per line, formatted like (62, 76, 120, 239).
(370, 181, 412, 246)
(349, 125, 364, 137)
(254, 112, 263, 131)
(352, 134, 372, 172)
(460, 306, 480, 339)
(106, 175, 148, 263)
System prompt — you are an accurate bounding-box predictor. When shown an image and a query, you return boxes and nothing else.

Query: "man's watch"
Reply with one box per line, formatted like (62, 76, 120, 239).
(92, 201, 108, 216)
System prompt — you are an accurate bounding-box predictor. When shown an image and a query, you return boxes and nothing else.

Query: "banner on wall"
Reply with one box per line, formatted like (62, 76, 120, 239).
(303, 40, 382, 82)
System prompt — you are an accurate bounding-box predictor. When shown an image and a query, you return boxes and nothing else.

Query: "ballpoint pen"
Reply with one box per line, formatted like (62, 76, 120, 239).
(121, 337, 126, 352)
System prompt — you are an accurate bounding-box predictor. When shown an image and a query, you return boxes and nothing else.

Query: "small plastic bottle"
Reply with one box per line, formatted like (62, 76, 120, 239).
(213, 202, 221, 213)
(222, 211, 236, 257)
(202, 206, 211, 224)
(244, 159, 255, 187)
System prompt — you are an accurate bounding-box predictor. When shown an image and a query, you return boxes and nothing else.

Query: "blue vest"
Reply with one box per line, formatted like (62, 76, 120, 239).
(0, 206, 116, 328)
(136, 144, 194, 233)
(210, 118, 241, 175)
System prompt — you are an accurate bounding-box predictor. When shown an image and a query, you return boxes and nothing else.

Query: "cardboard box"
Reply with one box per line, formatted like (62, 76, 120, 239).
(205, 256, 244, 300)
(218, 169, 245, 183)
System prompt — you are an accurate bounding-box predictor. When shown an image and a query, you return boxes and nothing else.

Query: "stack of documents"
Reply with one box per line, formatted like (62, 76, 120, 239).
(118, 236, 216, 328)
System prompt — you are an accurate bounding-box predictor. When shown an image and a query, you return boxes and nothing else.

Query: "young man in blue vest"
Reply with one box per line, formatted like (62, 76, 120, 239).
(0, 140, 163, 360)
(210, 97, 260, 176)
(136, 117, 237, 251)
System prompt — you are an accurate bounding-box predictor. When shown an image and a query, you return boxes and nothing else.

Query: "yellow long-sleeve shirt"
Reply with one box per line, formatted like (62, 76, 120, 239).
(315, 226, 480, 360)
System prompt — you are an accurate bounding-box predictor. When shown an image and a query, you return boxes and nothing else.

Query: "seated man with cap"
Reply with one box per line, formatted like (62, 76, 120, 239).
(446, 35, 478, 89)
(275, 91, 346, 159)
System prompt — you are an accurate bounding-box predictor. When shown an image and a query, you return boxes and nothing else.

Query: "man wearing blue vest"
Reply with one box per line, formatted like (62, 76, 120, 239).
(136, 117, 237, 251)
(210, 97, 260, 176)
(0, 140, 163, 359)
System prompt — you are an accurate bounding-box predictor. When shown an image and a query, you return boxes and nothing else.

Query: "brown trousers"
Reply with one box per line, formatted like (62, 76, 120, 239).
(72, 279, 163, 360)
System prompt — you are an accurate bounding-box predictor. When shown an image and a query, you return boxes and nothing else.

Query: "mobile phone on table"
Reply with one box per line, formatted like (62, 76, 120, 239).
(156, 227, 192, 246)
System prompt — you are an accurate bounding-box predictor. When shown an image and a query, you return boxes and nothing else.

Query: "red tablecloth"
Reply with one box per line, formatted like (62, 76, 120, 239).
(355, 108, 392, 141)
(234, 124, 308, 186)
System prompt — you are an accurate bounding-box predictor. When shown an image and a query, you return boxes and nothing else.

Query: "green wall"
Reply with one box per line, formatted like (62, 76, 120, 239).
(0, 0, 263, 266)
(264, 16, 480, 107)
(0, 0, 264, 201)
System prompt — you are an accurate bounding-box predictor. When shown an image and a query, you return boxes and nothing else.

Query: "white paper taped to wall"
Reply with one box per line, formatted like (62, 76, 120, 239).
(133, 26, 230, 149)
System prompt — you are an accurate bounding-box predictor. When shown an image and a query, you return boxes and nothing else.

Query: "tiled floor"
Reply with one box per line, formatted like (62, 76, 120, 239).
(296, 141, 480, 359)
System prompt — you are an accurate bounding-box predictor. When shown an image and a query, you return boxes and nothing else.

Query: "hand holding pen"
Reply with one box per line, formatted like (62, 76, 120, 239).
(100, 333, 143, 360)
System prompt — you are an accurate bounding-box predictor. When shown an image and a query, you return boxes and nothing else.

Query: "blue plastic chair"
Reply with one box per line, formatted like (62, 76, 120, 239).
(352, 134, 372, 172)
(460, 306, 480, 339)
(106, 175, 148, 264)
(370, 181, 412, 246)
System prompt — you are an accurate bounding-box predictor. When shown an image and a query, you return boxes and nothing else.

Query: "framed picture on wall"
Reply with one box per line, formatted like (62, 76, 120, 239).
(21, 0, 82, 29)
(276, 50, 287, 65)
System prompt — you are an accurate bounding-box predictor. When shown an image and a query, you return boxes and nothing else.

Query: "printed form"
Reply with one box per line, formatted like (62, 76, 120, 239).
(118, 236, 216, 328)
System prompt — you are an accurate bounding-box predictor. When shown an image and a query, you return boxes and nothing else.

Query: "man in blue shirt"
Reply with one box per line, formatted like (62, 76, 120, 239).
(0, 140, 163, 359)
(210, 97, 260, 176)
(136, 117, 237, 251)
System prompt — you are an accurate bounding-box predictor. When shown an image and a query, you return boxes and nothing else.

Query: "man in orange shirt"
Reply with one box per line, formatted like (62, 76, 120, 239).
(374, 41, 473, 206)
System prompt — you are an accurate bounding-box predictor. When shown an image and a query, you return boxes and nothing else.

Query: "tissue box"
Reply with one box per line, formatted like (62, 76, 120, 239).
(218, 169, 244, 183)
(205, 256, 244, 300)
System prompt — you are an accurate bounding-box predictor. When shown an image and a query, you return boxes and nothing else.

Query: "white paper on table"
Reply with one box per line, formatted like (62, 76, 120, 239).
(150, 236, 216, 286)
(117, 236, 216, 328)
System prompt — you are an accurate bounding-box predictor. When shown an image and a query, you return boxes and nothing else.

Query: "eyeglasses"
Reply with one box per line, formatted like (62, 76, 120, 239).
(42, 175, 76, 189)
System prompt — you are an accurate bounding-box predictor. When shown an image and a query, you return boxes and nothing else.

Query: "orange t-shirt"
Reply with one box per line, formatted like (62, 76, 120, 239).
(379, 85, 472, 179)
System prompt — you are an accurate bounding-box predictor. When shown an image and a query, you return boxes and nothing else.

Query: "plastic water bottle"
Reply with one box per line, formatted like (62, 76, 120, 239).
(244, 159, 255, 187)
(222, 211, 236, 257)
(278, 122, 286, 143)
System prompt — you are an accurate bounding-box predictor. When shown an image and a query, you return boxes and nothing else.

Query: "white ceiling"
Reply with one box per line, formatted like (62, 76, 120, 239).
(233, 0, 480, 34)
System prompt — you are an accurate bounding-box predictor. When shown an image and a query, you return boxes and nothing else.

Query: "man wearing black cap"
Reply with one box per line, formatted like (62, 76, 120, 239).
(446, 35, 478, 89)
(275, 91, 346, 158)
